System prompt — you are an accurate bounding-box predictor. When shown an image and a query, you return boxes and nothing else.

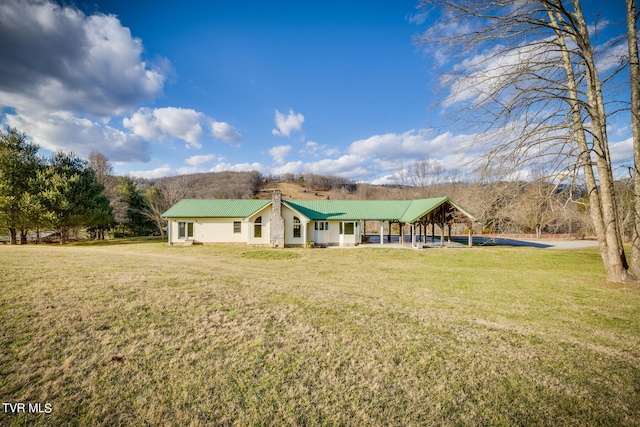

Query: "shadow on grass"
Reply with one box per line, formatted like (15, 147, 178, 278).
(241, 250, 301, 260)
(470, 237, 552, 248)
(68, 236, 166, 247)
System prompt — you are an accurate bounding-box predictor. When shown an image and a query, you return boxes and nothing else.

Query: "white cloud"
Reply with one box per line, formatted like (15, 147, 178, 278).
(269, 145, 291, 165)
(324, 147, 341, 156)
(128, 164, 173, 179)
(348, 128, 472, 163)
(185, 154, 216, 166)
(408, 13, 427, 25)
(303, 154, 370, 179)
(211, 120, 242, 143)
(301, 141, 341, 157)
(300, 141, 320, 156)
(176, 166, 199, 175)
(177, 156, 219, 175)
(272, 109, 304, 137)
(123, 107, 204, 148)
(123, 107, 242, 148)
(441, 39, 564, 108)
(0, 0, 170, 163)
(0, 0, 165, 116)
(208, 162, 264, 173)
(370, 174, 398, 186)
(610, 137, 633, 164)
(4, 110, 150, 162)
(272, 161, 304, 176)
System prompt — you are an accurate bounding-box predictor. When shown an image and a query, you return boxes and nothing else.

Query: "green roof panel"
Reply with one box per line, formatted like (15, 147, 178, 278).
(400, 197, 448, 223)
(284, 200, 412, 221)
(162, 199, 270, 218)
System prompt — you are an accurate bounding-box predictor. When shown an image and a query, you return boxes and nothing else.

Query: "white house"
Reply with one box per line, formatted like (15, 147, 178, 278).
(162, 190, 478, 248)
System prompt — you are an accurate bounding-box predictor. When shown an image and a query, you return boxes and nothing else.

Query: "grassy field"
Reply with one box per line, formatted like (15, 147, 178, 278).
(1, 240, 639, 426)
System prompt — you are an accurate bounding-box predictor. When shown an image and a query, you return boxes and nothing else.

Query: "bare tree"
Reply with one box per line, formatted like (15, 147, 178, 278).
(416, 0, 637, 282)
(626, 0, 640, 277)
(399, 159, 460, 198)
(142, 186, 168, 239)
(509, 180, 562, 238)
(87, 151, 112, 187)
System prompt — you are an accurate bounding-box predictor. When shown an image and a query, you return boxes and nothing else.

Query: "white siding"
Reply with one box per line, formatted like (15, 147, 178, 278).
(282, 205, 307, 247)
(169, 218, 247, 244)
(246, 206, 272, 246)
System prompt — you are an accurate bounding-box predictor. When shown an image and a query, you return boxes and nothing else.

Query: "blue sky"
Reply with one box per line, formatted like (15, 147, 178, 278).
(0, 0, 634, 183)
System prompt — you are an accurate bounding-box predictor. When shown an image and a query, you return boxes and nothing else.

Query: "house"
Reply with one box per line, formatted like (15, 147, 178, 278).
(162, 190, 478, 248)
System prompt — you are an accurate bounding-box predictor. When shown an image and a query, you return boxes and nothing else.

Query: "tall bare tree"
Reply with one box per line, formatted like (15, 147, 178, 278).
(626, 0, 640, 277)
(142, 186, 168, 239)
(416, 0, 637, 282)
(87, 151, 113, 187)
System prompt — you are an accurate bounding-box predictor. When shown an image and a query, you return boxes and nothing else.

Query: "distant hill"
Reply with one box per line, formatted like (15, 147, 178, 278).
(135, 171, 262, 200)
(257, 181, 333, 200)
(135, 171, 365, 201)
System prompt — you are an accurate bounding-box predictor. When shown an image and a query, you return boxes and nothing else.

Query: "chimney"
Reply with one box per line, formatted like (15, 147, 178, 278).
(272, 190, 282, 216)
(270, 190, 285, 248)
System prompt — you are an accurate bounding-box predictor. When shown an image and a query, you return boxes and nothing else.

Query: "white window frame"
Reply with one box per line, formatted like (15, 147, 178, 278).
(293, 216, 301, 238)
(178, 221, 194, 240)
(254, 216, 262, 238)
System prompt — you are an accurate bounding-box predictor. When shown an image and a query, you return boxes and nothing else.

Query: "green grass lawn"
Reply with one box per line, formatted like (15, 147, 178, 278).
(1, 241, 639, 426)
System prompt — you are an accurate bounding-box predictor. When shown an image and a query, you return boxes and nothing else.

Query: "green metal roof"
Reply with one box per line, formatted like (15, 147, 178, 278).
(284, 200, 413, 221)
(162, 196, 477, 223)
(399, 197, 449, 223)
(162, 199, 270, 218)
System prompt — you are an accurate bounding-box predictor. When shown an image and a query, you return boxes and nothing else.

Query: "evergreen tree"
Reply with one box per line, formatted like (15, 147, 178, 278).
(115, 176, 155, 236)
(37, 151, 113, 244)
(0, 128, 41, 244)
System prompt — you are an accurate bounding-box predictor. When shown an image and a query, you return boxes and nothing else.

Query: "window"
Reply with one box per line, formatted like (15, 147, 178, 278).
(178, 221, 194, 239)
(254, 216, 262, 238)
(344, 222, 354, 235)
(315, 221, 328, 230)
(340, 222, 355, 235)
(293, 217, 301, 238)
(233, 221, 241, 233)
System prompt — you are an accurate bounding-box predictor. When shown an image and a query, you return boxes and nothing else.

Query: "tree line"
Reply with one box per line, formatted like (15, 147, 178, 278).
(0, 128, 111, 244)
(0, 128, 265, 244)
(1, 126, 634, 254)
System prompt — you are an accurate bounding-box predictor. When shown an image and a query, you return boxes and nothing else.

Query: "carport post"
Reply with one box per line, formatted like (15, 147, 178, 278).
(411, 224, 416, 248)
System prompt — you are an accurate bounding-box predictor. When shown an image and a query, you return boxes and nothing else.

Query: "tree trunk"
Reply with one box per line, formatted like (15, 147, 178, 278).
(569, 0, 633, 282)
(20, 227, 27, 244)
(8, 228, 17, 245)
(548, 2, 632, 282)
(626, 0, 640, 278)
